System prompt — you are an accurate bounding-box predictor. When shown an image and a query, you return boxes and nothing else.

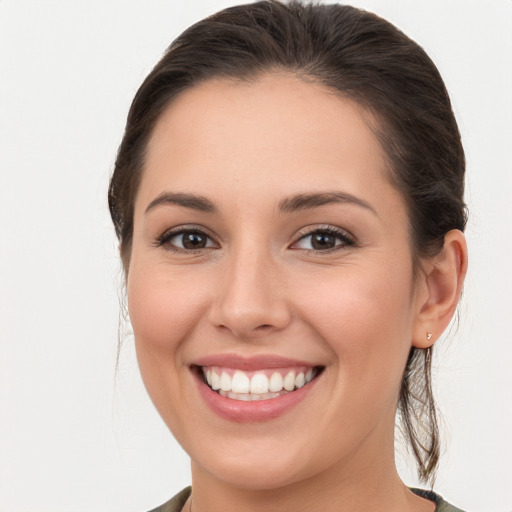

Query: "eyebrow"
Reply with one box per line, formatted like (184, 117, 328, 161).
(145, 190, 377, 216)
(145, 192, 217, 214)
(279, 191, 378, 216)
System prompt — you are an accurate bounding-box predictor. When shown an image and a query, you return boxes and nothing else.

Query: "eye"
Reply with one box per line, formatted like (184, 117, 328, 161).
(156, 227, 218, 252)
(291, 227, 355, 251)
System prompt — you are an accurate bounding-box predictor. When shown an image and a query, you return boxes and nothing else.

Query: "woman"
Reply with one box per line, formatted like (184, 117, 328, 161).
(109, 1, 468, 511)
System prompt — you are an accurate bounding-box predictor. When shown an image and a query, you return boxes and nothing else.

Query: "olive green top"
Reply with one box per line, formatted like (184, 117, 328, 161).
(147, 486, 466, 512)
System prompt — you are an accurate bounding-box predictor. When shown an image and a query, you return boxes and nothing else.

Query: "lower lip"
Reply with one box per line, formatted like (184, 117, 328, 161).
(194, 369, 319, 423)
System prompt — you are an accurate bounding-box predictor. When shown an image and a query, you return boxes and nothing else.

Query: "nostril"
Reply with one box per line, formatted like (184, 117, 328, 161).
(252, 324, 275, 334)
(217, 322, 274, 334)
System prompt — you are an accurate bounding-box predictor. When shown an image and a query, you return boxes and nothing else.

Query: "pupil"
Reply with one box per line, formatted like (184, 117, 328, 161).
(312, 233, 335, 250)
(183, 233, 206, 249)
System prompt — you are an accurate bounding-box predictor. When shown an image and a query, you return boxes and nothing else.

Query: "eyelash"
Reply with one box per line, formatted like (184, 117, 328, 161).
(154, 225, 356, 254)
(154, 226, 218, 254)
(292, 226, 356, 253)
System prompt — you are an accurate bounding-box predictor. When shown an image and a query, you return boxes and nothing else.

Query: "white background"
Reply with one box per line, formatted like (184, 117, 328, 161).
(0, 1, 511, 511)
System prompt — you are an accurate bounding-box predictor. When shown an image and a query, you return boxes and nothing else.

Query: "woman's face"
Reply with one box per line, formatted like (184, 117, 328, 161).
(127, 74, 427, 489)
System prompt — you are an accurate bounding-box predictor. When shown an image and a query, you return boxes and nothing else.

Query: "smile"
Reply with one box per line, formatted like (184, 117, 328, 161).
(192, 354, 324, 422)
(201, 366, 319, 401)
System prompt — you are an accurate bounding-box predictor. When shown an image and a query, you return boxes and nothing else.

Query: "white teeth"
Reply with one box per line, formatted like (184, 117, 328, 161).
(210, 370, 221, 390)
(250, 373, 269, 394)
(203, 366, 319, 398)
(231, 370, 250, 394)
(219, 390, 282, 401)
(269, 372, 283, 392)
(295, 372, 305, 389)
(231, 391, 252, 401)
(220, 371, 232, 392)
(283, 371, 295, 391)
(251, 391, 280, 400)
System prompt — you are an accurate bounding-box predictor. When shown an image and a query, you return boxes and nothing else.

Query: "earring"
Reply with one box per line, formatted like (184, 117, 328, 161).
(426, 332, 433, 341)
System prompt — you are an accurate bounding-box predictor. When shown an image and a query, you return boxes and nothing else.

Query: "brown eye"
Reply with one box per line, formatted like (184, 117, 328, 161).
(311, 232, 337, 250)
(291, 228, 355, 252)
(157, 228, 218, 252)
(181, 232, 208, 249)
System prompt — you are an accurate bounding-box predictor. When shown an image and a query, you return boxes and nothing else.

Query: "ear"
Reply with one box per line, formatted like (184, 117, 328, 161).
(412, 229, 468, 348)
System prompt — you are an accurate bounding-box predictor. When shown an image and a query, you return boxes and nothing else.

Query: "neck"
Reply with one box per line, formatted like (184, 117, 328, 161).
(188, 450, 428, 512)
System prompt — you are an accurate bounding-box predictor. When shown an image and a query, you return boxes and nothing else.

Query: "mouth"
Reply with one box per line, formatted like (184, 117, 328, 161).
(191, 354, 325, 422)
(194, 364, 323, 401)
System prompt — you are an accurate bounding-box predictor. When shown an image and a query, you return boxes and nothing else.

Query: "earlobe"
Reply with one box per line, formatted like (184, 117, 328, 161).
(412, 229, 468, 348)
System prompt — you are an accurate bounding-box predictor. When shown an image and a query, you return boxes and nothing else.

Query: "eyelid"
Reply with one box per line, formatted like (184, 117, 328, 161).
(154, 224, 219, 252)
(290, 225, 356, 251)
(154, 223, 355, 253)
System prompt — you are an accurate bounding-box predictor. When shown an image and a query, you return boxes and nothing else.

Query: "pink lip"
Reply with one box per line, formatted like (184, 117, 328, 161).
(191, 354, 322, 423)
(193, 353, 317, 371)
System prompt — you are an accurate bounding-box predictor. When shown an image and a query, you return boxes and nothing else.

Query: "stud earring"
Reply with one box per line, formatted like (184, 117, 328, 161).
(426, 332, 433, 341)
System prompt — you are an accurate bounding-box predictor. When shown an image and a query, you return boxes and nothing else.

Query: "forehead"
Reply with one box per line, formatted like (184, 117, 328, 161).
(137, 72, 395, 213)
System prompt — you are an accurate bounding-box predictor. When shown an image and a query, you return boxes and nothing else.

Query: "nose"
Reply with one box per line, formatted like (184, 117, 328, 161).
(208, 245, 292, 339)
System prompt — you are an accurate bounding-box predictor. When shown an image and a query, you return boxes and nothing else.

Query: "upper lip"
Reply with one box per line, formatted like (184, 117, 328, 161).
(193, 353, 320, 371)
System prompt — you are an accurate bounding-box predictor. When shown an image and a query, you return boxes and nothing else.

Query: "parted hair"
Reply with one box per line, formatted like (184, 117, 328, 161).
(109, 0, 467, 483)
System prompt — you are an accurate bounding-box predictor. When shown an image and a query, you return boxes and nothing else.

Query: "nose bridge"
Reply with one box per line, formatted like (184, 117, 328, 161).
(210, 236, 290, 337)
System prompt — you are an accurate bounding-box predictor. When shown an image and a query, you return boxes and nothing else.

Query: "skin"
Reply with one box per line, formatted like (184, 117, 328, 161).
(127, 73, 467, 512)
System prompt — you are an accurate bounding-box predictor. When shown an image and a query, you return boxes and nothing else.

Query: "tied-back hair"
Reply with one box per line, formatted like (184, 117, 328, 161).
(109, 0, 467, 483)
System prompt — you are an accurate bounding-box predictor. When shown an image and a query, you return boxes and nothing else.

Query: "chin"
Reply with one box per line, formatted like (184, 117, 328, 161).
(190, 440, 321, 491)
(204, 462, 304, 491)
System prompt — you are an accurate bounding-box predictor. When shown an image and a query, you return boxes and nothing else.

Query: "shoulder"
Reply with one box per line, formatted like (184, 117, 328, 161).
(147, 487, 467, 512)
(146, 487, 191, 512)
(411, 488, 467, 512)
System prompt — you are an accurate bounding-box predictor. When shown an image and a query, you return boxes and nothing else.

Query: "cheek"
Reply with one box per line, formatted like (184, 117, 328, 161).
(126, 265, 211, 413)
(294, 261, 415, 372)
(127, 266, 205, 352)
(125, 265, 209, 435)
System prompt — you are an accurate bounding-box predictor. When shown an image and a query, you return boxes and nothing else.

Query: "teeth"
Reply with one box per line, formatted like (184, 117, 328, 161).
(202, 366, 318, 399)
(250, 373, 269, 394)
(269, 372, 283, 392)
(220, 371, 231, 392)
(229, 391, 252, 401)
(283, 371, 295, 391)
(210, 370, 221, 390)
(295, 372, 305, 389)
(219, 390, 282, 401)
(232, 371, 250, 394)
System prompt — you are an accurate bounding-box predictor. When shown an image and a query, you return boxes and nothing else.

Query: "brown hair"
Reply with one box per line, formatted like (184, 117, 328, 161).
(109, 0, 466, 483)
